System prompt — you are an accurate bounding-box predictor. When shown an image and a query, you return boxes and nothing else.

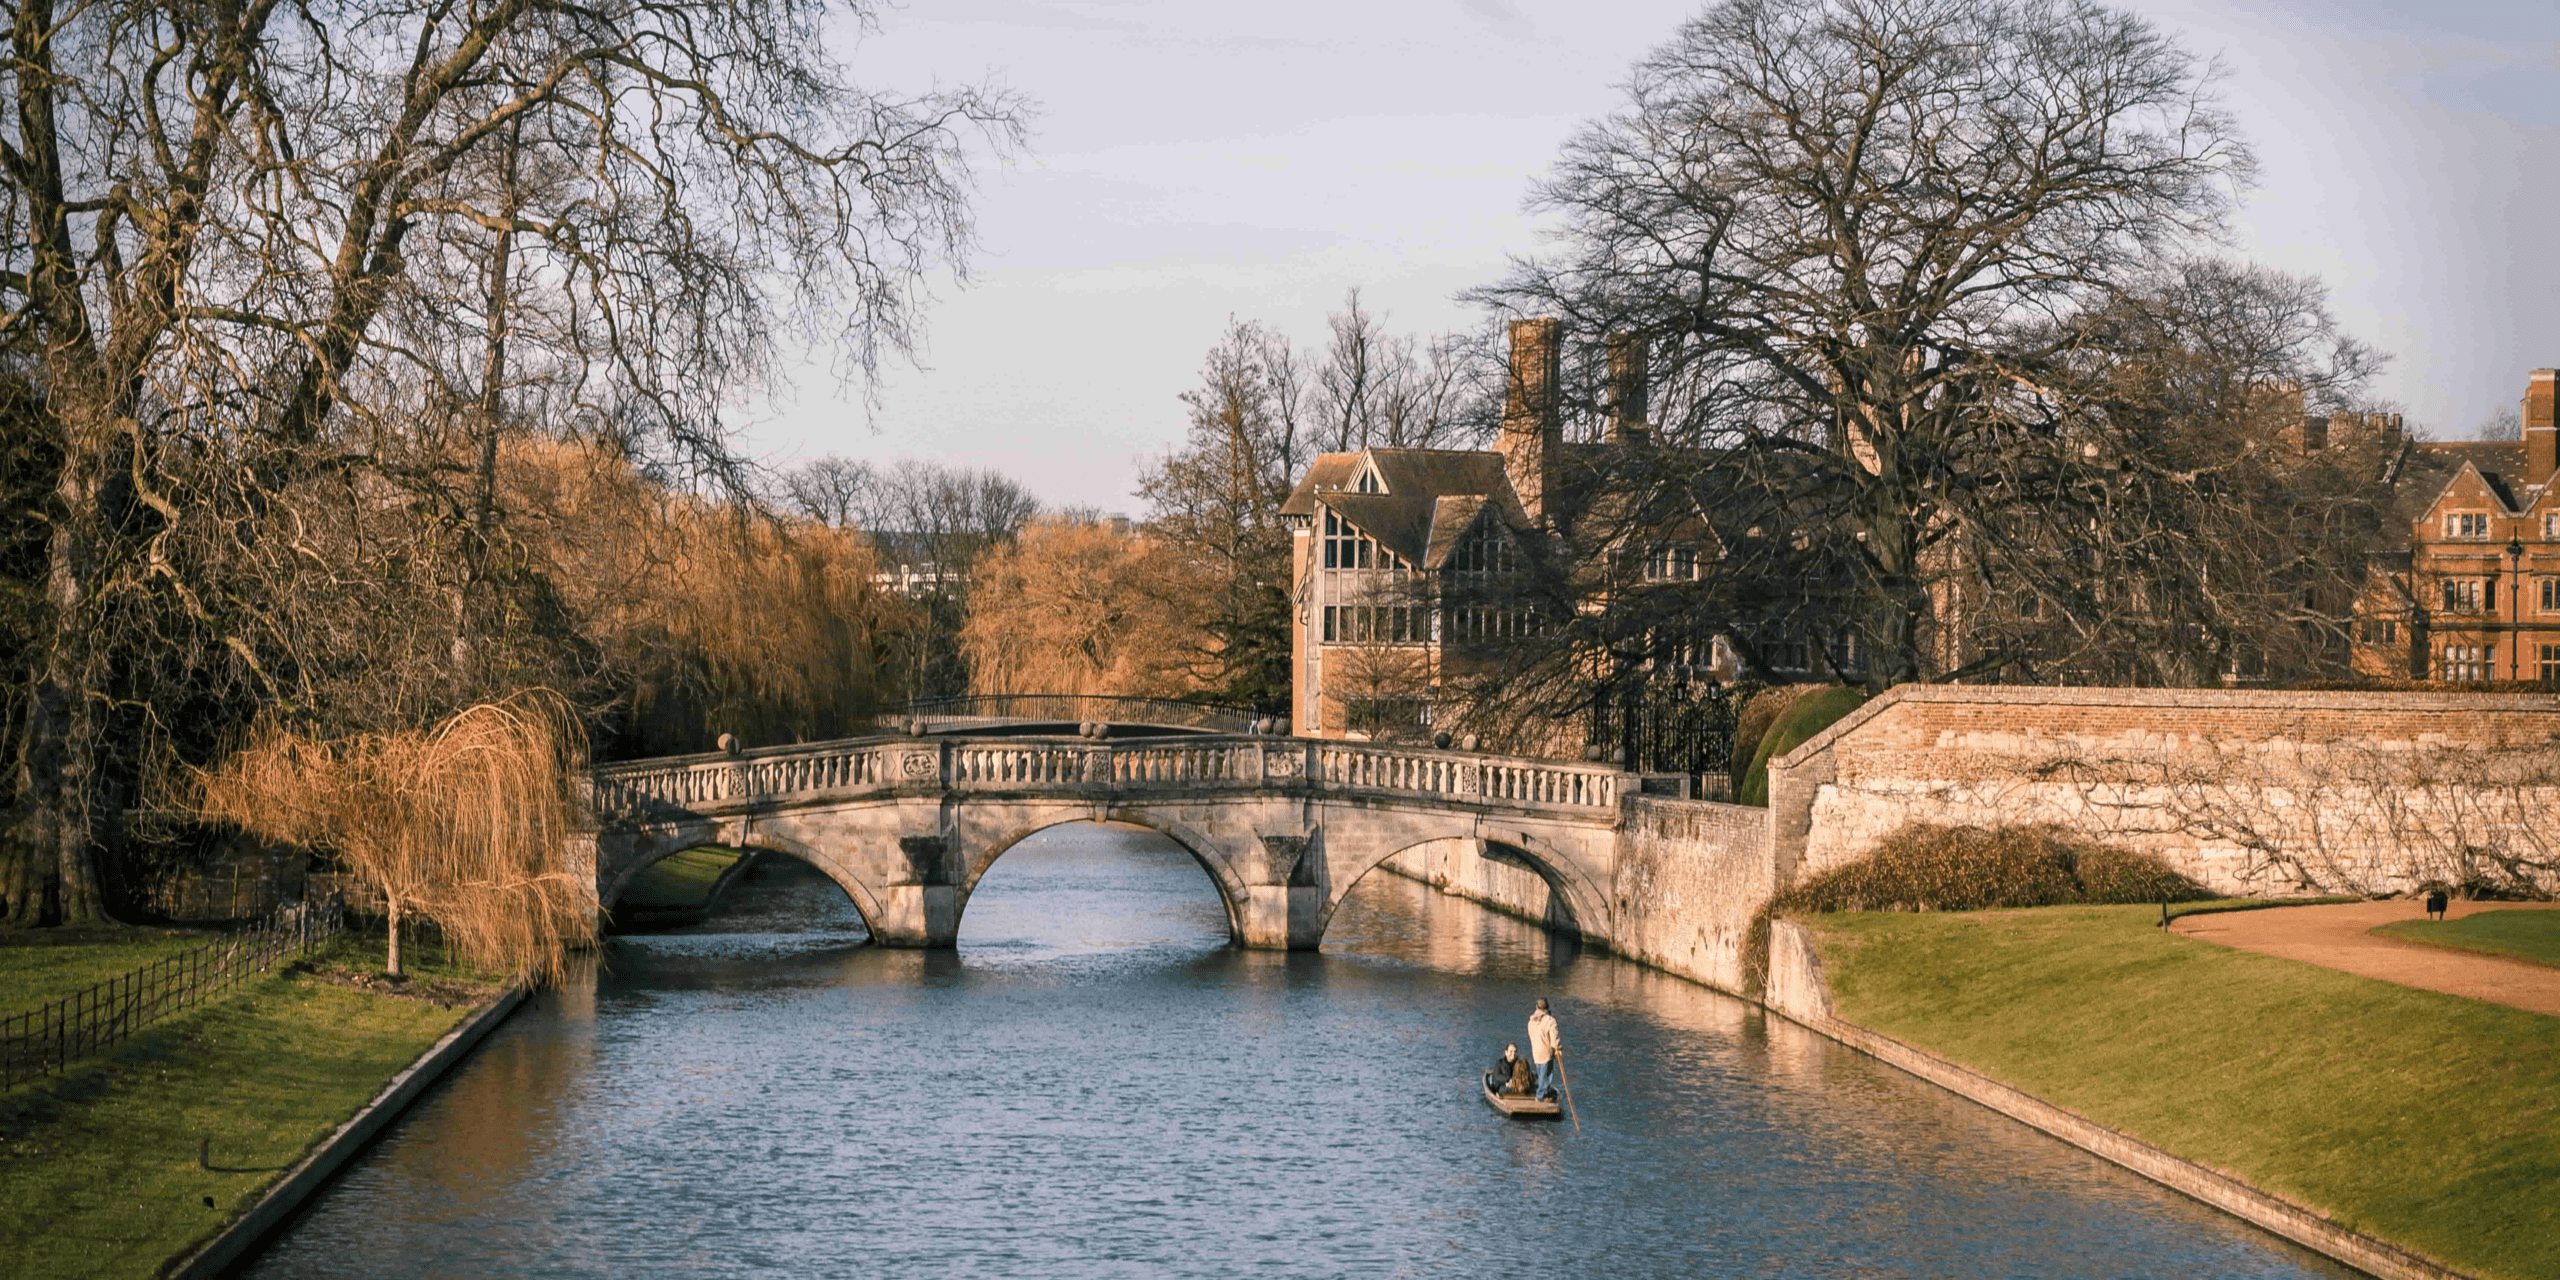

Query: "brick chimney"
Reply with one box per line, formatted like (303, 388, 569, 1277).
(2526, 368, 2558, 481)
(1499, 318, 1562, 521)
(1607, 332, 1650, 446)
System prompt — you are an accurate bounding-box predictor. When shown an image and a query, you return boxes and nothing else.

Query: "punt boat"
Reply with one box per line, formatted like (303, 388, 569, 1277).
(1482, 1072, 1563, 1119)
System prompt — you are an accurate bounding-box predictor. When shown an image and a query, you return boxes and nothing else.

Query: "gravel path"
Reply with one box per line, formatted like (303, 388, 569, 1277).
(2170, 899, 2560, 1017)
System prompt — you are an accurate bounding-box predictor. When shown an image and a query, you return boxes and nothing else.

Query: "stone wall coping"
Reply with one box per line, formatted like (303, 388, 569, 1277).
(1774, 683, 2560, 773)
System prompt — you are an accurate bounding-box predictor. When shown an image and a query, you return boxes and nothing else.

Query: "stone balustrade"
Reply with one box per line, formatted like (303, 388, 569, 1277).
(591, 735, 1622, 819)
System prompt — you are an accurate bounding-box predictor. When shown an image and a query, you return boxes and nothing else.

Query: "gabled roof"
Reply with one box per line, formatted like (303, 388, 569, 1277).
(2395, 439, 2555, 527)
(1280, 448, 1530, 569)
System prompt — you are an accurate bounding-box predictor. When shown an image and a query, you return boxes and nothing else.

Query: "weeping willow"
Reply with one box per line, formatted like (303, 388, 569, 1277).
(194, 691, 597, 983)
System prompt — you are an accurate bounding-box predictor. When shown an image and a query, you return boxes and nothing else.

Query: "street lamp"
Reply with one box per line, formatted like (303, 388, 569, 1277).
(2508, 538, 2526, 682)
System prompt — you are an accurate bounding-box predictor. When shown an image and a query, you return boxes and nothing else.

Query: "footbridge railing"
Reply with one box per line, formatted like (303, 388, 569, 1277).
(900, 695, 1263, 734)
(591, 736, 1624, 820)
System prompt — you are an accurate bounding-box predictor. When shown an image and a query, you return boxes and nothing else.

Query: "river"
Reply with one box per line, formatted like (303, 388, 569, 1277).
(240, 824, 2351, 1278)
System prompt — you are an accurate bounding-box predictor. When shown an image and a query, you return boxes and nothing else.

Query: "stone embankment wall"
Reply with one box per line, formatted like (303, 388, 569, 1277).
(1767, 686, 2560, 898)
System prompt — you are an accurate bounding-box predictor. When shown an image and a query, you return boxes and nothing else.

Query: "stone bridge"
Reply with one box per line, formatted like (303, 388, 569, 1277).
(586, 735, 1631, 950)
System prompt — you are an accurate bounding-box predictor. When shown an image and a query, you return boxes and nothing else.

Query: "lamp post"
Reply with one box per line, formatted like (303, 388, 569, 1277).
(2508, 538, 2526, 681)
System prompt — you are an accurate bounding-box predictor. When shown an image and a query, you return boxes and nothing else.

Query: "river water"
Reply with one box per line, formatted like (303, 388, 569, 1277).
(241, 825, 2349, 1278)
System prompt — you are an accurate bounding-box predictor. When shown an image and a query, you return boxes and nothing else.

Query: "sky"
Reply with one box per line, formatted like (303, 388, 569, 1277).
(739, 0, 2560, 512)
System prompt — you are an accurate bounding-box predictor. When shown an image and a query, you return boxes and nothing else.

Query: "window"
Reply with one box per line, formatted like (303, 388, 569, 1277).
(2546, 513, 2558, 540)
(2542, 644, 2560, 683)
(1322, 604, 1425, 646)
(1764, 638, 1810, 671)
(1345, 698, 1430, 735)
(2442, 579, 2484, 613)
(1449, 522, 1518, 576)
(2445, 512, 2492, 540)
(1321, 509, 1403, 571)
(2543, 578, 2560, 613)
(1444, 605, 1545, 642)
(1644, 543, 1699, 581)
(2358, 617, 2399, 645)
(2441, 644, 2490, 681)
(1829, 630, 1862, 671)
(1354, 465, 1382, 494)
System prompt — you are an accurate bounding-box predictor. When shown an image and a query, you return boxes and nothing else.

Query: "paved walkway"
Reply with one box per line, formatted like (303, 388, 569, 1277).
(2170, 899, 2560, 1017)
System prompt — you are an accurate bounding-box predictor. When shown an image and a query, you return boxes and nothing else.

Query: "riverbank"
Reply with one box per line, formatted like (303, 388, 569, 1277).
(0, 936, 501, 1279)
(1787, 905, 2556, 1280)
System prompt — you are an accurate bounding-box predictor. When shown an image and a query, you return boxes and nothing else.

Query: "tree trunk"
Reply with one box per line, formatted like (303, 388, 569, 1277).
(7, 424, 115, 928)
(386, 894, 405, 978)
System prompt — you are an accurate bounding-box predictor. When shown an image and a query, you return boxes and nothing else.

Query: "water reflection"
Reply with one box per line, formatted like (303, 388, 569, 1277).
(242, 825, 2351, 1278)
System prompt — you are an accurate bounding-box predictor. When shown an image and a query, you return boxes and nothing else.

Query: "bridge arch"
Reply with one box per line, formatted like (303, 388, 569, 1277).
(956, 814, 1250, 945)
(597, 829, 890, 941)
(1316, 829, 1610, 945)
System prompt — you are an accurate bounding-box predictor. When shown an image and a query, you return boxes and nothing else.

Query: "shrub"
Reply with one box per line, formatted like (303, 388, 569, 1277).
(1738, 684, 1867, 805)
(1775, 823, 2213, 913)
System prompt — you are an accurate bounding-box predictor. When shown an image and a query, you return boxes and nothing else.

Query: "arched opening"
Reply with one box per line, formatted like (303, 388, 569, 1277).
(956, 820, 1241, 954)
(604, 841, 877, 945)
(1317, 835, 1600, 969)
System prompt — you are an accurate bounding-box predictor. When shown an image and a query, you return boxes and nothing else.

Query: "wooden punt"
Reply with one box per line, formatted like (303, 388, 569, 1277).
(1482, 1072, 1563, 1119)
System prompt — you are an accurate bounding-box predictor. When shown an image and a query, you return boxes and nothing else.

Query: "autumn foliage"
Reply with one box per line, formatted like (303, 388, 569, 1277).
(960, 518, 1211, 700)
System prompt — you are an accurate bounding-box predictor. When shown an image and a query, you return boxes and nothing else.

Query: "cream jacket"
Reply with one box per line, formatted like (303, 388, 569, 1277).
(1527, 1010, 1562, 1063)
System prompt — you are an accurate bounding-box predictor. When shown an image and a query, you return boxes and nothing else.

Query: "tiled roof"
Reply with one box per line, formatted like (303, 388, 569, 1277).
(1282, 448, 1529, 567)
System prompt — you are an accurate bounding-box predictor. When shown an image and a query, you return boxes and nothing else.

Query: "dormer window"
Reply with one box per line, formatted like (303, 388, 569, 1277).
(1321, 508, 1403, 570)
(1644, 543, 1699, 581)
(2445, 512, 2491, 540)
(1354, 465, 1382, 494)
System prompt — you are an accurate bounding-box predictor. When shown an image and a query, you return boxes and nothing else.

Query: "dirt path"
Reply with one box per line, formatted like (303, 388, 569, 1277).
(2170, 900, 2560, 1017)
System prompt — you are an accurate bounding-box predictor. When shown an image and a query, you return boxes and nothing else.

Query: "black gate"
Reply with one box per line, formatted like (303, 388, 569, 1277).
(1592, 678, 1739, 801)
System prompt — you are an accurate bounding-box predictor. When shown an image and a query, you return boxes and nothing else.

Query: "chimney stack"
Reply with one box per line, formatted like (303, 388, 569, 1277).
(1499, 318, 1562, 521)
(1607, 333, 1650, 446)
(2526, 369, 2557, 481)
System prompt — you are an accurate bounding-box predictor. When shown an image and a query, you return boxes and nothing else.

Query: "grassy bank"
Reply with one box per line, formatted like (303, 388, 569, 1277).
(1801, 905, 2559, 1280)
(0, 930, 233, 1012)
(2374, 908, 2560, 969)
(0, 935, 496, 1279)
(615, 846, 746, 911)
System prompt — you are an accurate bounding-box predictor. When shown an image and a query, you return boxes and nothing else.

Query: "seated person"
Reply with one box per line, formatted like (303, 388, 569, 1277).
(1488, 1043, 1532, 1096)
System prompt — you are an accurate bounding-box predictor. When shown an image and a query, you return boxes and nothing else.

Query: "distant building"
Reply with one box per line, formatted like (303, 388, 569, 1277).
(1278, 320, 1810, 748)
(2357, 369, 2560, 682)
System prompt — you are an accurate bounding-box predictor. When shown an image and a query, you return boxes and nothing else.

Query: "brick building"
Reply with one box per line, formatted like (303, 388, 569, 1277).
(2357, 369, 2560, 682)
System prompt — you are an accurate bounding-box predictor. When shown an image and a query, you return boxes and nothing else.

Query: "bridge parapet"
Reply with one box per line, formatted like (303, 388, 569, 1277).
(591, 735, 1624, 820)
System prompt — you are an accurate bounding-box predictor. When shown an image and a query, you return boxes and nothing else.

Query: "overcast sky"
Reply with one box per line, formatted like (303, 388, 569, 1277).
(739, 0, 2560, 512)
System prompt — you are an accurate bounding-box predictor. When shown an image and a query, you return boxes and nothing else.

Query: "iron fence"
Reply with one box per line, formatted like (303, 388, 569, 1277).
(1, 897, 344, 1091)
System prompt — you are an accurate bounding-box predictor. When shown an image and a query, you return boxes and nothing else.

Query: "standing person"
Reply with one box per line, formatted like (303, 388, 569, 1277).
(1526, 998, 1565, 1101)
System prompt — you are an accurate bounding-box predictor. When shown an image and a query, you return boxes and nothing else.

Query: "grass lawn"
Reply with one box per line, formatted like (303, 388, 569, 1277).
(613, 846, 746, 911)
(1, 930, 230, 1014)
(0, 933, 495, 1279)
(1801, 905, 2560, 1280)
(2373, 908, 2560, 970)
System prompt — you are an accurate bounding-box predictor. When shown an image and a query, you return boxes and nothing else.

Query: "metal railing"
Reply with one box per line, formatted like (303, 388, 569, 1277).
(1, 898, 344, 1091)
(900, 695, 1263, 735)
(591, 736, 1624, 819)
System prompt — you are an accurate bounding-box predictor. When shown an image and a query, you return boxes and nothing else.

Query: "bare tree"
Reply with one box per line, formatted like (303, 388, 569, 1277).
(0, 0, 1030, 925)
(1140, 319, 1308, 709)
(1310, 290, 1480, 452)
(771, 457, 882, 530)
(1475, 0, 2262, 690)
